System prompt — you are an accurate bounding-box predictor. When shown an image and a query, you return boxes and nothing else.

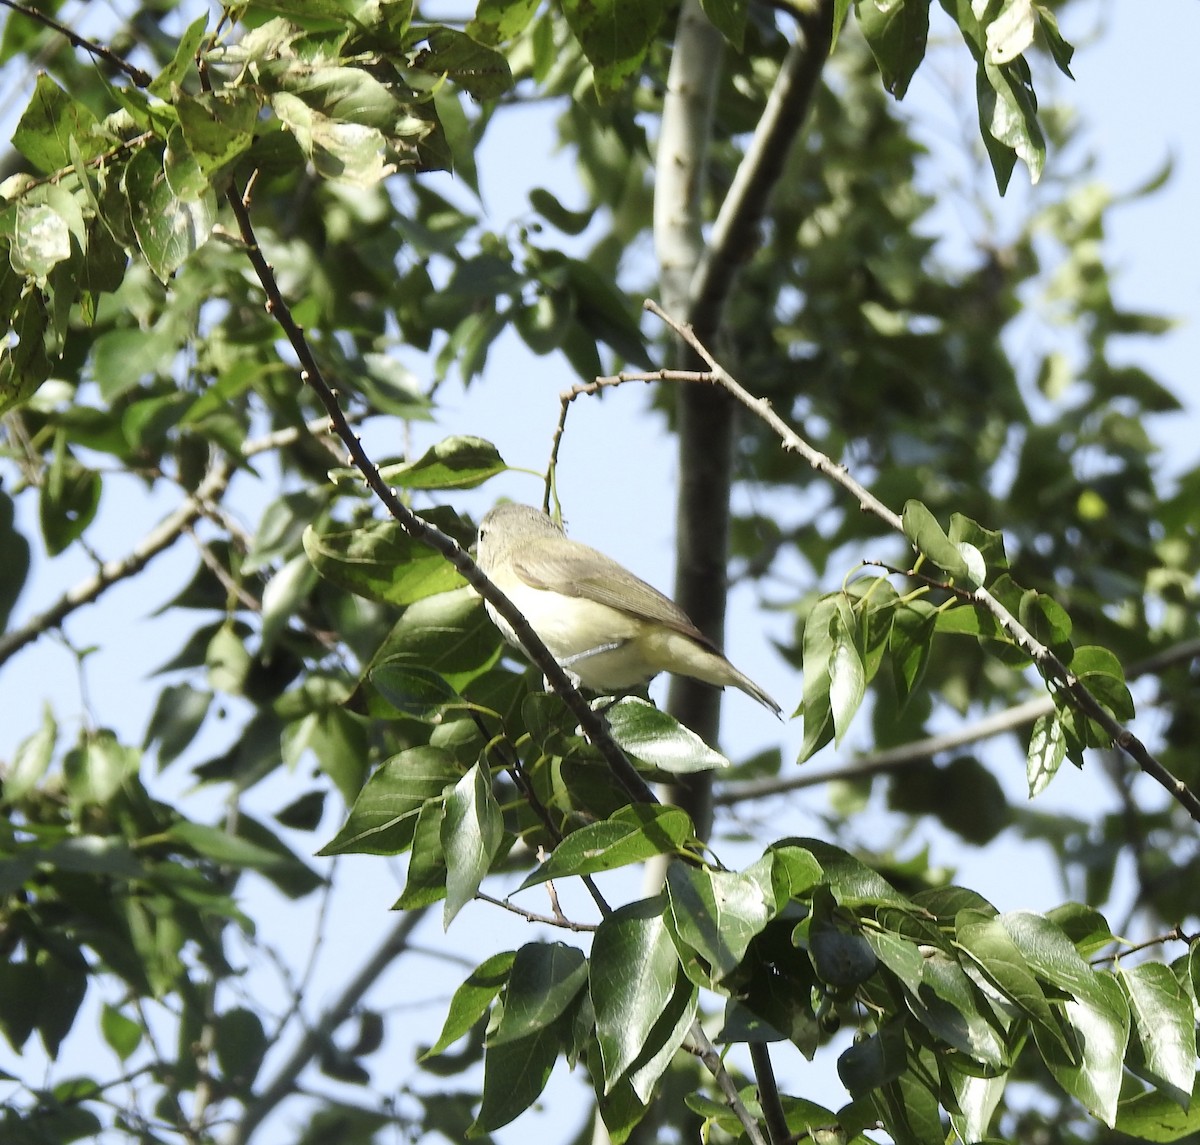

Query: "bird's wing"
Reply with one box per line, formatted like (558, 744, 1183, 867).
(511, 539, 717, 650)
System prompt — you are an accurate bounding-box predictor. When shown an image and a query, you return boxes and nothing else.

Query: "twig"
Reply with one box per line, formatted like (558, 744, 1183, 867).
(716, 697, 1053, 803)
(643, 300, 1200, 825)
(217, 175, 657, 814)
(0, 413, 344, 670)
(226, 909, 427, 1145)
(686, 1026, 770, 1145)
(0, 457, 232, 667)
(0, 0, 152, 87)
(475, 890, 598, 932)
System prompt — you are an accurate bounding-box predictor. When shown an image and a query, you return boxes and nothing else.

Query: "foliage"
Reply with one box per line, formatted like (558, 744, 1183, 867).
(0, 1, 1197, 1144)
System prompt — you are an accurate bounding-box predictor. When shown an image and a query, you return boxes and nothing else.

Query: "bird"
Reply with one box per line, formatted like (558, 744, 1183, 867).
(475, 503, 781, 716)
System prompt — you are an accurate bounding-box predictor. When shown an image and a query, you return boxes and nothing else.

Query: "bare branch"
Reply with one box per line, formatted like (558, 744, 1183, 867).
(476, 890, 599, 933)
(0, 458, 232, 667)
(216, 176, 655, 812)
(226, 910, 427, 1145)
(643, 301, 1200, 824)
(0, 414, 346, 670)
(0, 0, 152, 87)
(716, 697, 1054, 803)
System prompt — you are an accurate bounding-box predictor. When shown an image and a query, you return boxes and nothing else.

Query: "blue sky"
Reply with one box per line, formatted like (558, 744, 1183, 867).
(2, 2, 1198, 1139)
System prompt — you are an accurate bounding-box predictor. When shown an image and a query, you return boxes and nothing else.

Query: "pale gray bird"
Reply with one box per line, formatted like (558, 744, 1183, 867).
(475, 503, 781, 715)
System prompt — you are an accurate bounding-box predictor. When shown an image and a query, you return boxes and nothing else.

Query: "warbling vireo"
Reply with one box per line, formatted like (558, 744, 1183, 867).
(476, 503, 781, 715)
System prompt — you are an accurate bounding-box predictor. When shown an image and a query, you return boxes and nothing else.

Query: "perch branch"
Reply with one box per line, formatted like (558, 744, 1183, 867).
(643, 300, 1200, 824)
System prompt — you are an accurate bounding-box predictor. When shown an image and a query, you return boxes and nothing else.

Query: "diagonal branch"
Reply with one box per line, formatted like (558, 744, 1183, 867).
(645, 300, 1200, 825)
(0, 416, 346, 670)
(688, 0, 835, 332)
(0, 0, 151, 87)
(226, 909, 427, 1145)
(0, 457, 231, 667)
(216, 176, 654, 811)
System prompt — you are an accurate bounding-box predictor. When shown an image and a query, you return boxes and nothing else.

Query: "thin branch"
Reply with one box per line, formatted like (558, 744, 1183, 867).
(475, 890, 598, 932)
(0, 413, 344, 670)
(0, 457, 232, 667)
(216, 174, 656, 813)
(716, 697, 1054, 803)
(643, 300, 1200, 824)
(0, 0, 152, 87)
(225, 909, 427, 1145)
(686, 1027, 770, 1145)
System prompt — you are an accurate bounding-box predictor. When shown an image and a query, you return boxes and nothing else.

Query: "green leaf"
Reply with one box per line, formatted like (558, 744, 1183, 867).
(142, 683, 212, 771)
(560, 0, 667, 99)
(412, 28, 514, 100)
(372, 584, 497, 681)
(473, 1019, 563, 1132)
(491, 943, 588, 1046)
(829, 597, 866, 745)
(1069, 644, 1135, 721)
(911, 948, 1009, 1068)
(666, 856, 774, 982)
(955, 908, 1068, 1054)
(985, 0, 1035, 64)
(1018, 588, 1072, 648)
(3, 705, 56, 803)
(800, 595, 838, 759)
(591, 895, 679, 1090)
(166, 819, 321, 896)
(1119, 962, 1197, 1107)
(147, 13, 209, 98)
(467, 0, 541, 45)
(699, 0, 749, 50)
(1027, 711, 1067, 796)
(902, 499, 971, 580)
(808, 887, 878, 989)
(837, 1019, 908, 1095)
(175, 87, 261, 176)
(368, 664, 463, 719)
(39, 444, 101, 556)
(1037, 971, 1130, 1127)
(319, 746, 460, 856)
(1045, 902, 1115, 958)
(303, 515, 466, 605)
(625, 971, 697, 1103)
(1116, 1080, 1200, 1143)
(63, 730, 139, 807)
(528, 187, 594, 236)
(1034, 3, 1074, 77)
(395, 801, 449, 909)
(947, 513, 1008, 569)
(376, 435, 507, 490)
(100, 1003, 142, 1061)
(260, 553, 318, 659)
(2, 199, 72, 280)
(949, 1067, 1008, 1145)
(441, 761, 503, 926)
(519, 805, 694, 889)
(0, 488, 30, 631)
(855, 0, 930, 98)
(603, 697, 730, 773)
(215, 1008, 268, 1091)
(423, 950, 516, 1058)
(123, 142, 216, 283)
(787, 838, 912, 910)
(12, 73, 104, 173)
(889, 599, 936, 706)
